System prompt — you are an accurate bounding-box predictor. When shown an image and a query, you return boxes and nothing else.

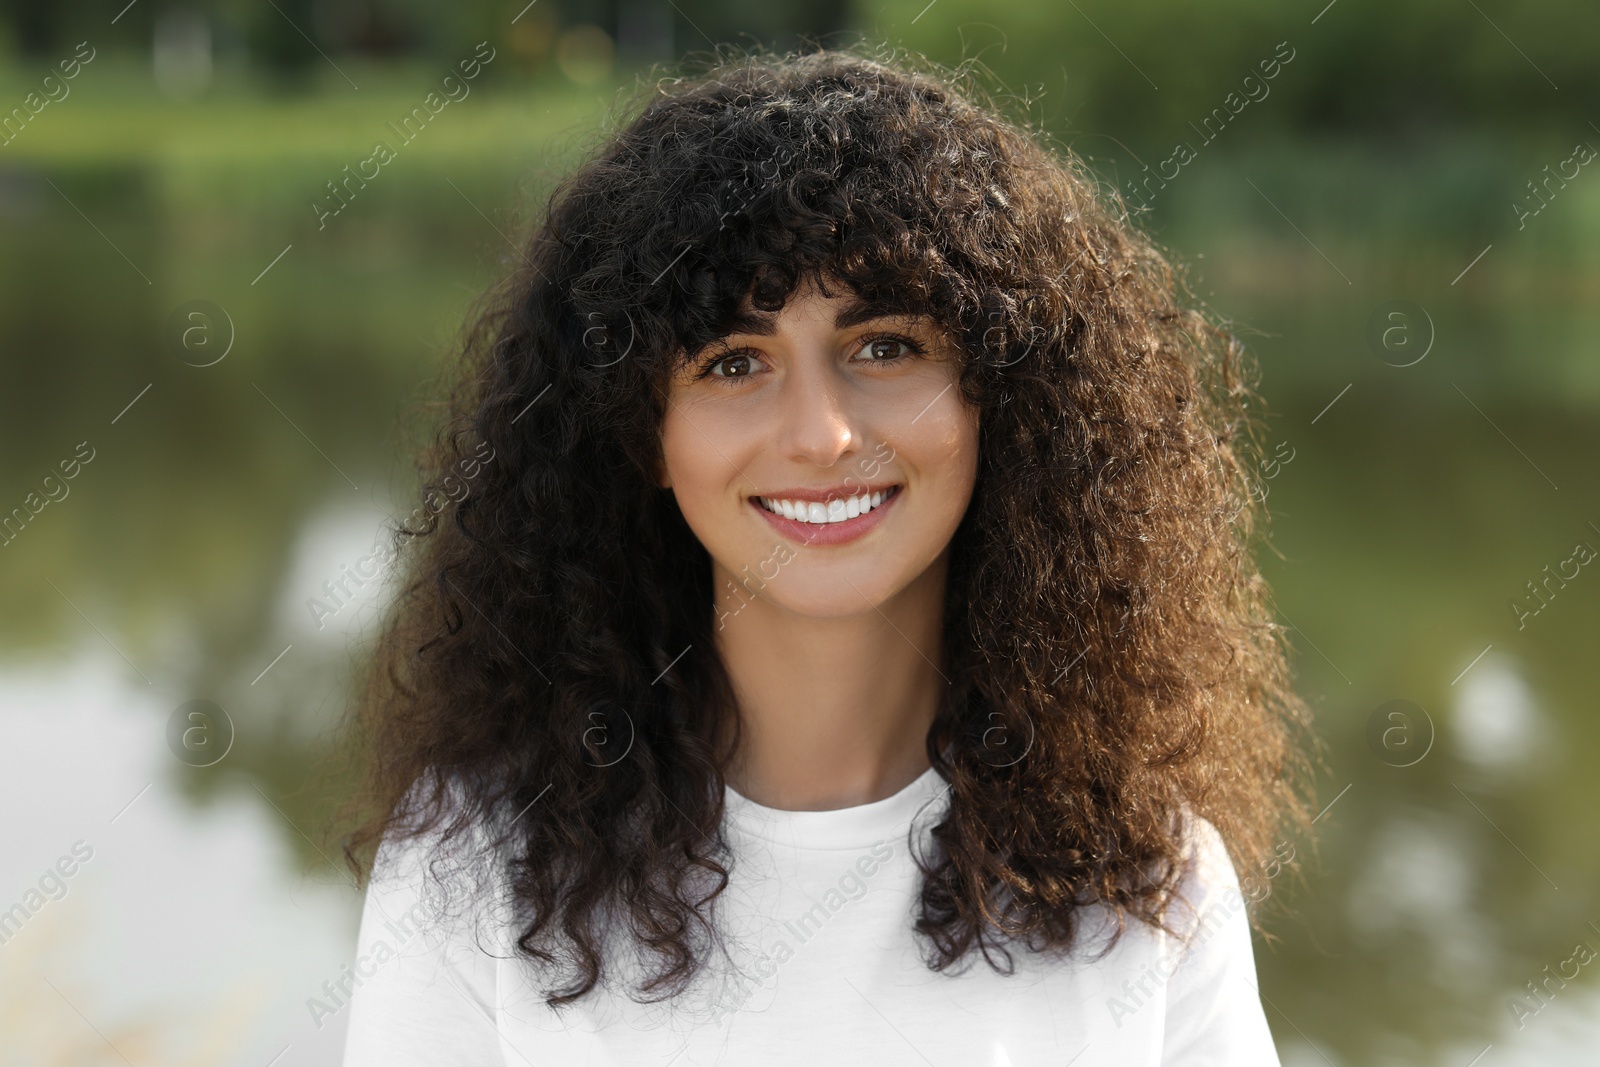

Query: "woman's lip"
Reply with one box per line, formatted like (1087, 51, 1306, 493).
(749, 486, 902, 547)
(751, 481, 901, 504)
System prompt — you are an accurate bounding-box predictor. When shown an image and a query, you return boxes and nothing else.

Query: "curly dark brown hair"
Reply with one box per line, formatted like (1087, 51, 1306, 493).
(330, 42, 1323, 1010)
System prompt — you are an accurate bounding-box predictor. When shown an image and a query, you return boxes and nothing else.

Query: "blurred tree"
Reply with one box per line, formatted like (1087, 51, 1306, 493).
(865, 0, 1598, 143)
(0, 0, 851, 70)
(246, 0, 323, 78)
(0, 0, 110, 55)
(0, 0, 1591, 140)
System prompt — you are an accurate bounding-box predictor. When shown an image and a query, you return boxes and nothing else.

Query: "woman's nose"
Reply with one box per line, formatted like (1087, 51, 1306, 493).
(776, 357, 859, 468)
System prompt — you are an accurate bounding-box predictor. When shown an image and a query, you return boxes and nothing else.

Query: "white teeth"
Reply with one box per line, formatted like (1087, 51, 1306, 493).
(757, 488, 896, 524)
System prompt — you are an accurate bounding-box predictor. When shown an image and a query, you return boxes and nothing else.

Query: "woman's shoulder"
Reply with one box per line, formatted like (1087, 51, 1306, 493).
(373, 770, 487, 866)
(1160, 807, 1255, 951)
(367, 770, 516, 948)
(1176, 809, 1236, 886)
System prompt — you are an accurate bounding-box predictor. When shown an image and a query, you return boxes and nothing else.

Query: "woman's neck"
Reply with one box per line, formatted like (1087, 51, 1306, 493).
(715, 549, 949, 812)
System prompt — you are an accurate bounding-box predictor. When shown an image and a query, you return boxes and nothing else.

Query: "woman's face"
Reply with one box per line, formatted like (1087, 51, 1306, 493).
(658, 276, 981, 620)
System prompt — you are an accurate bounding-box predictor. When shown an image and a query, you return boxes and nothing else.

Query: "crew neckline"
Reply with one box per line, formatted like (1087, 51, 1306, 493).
(722, 764, 950, 851)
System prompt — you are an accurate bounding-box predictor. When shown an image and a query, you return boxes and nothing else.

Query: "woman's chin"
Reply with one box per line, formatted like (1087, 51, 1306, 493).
(741, 573, 914, 621)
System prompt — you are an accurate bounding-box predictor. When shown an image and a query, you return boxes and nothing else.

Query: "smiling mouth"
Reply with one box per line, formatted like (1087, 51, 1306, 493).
(753, 486, 902, 524)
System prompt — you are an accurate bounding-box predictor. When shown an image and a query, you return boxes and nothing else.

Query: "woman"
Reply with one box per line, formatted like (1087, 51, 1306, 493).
(333, 44, 1320, 1065)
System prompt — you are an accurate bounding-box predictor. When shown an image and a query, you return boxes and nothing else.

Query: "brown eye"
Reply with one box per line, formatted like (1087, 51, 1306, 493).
(710, 353, 754, 378)
(856, 334, 924, 363)
(689, 347, 758, 382)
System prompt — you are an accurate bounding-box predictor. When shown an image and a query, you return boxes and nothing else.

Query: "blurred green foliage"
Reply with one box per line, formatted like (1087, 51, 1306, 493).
(872, 0, 1595, 140)
(0, 0, 852, 83)
(1, 0, 1592, 140)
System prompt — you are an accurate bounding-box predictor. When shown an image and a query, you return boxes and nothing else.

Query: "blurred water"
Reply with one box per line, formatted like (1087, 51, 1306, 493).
(0, 654, 354, 1067)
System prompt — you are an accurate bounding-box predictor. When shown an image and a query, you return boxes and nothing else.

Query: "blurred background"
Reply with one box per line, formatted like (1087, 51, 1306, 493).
(1, 1, 1597, 1064)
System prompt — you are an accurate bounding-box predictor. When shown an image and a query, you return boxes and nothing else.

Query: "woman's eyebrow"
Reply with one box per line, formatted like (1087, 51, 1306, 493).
(720, 296, 927, 338)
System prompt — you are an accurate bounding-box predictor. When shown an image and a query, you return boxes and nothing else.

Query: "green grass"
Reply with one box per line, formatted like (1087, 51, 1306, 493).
(0, 59, 616, 194)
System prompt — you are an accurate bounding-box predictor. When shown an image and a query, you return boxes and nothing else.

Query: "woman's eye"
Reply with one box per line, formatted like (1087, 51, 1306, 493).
(709, 353, 754, 378)
(857, 335, 923, 362)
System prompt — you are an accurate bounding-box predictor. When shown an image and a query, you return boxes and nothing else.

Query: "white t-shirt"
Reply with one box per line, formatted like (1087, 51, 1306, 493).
(341, 765, 1282, 1065)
